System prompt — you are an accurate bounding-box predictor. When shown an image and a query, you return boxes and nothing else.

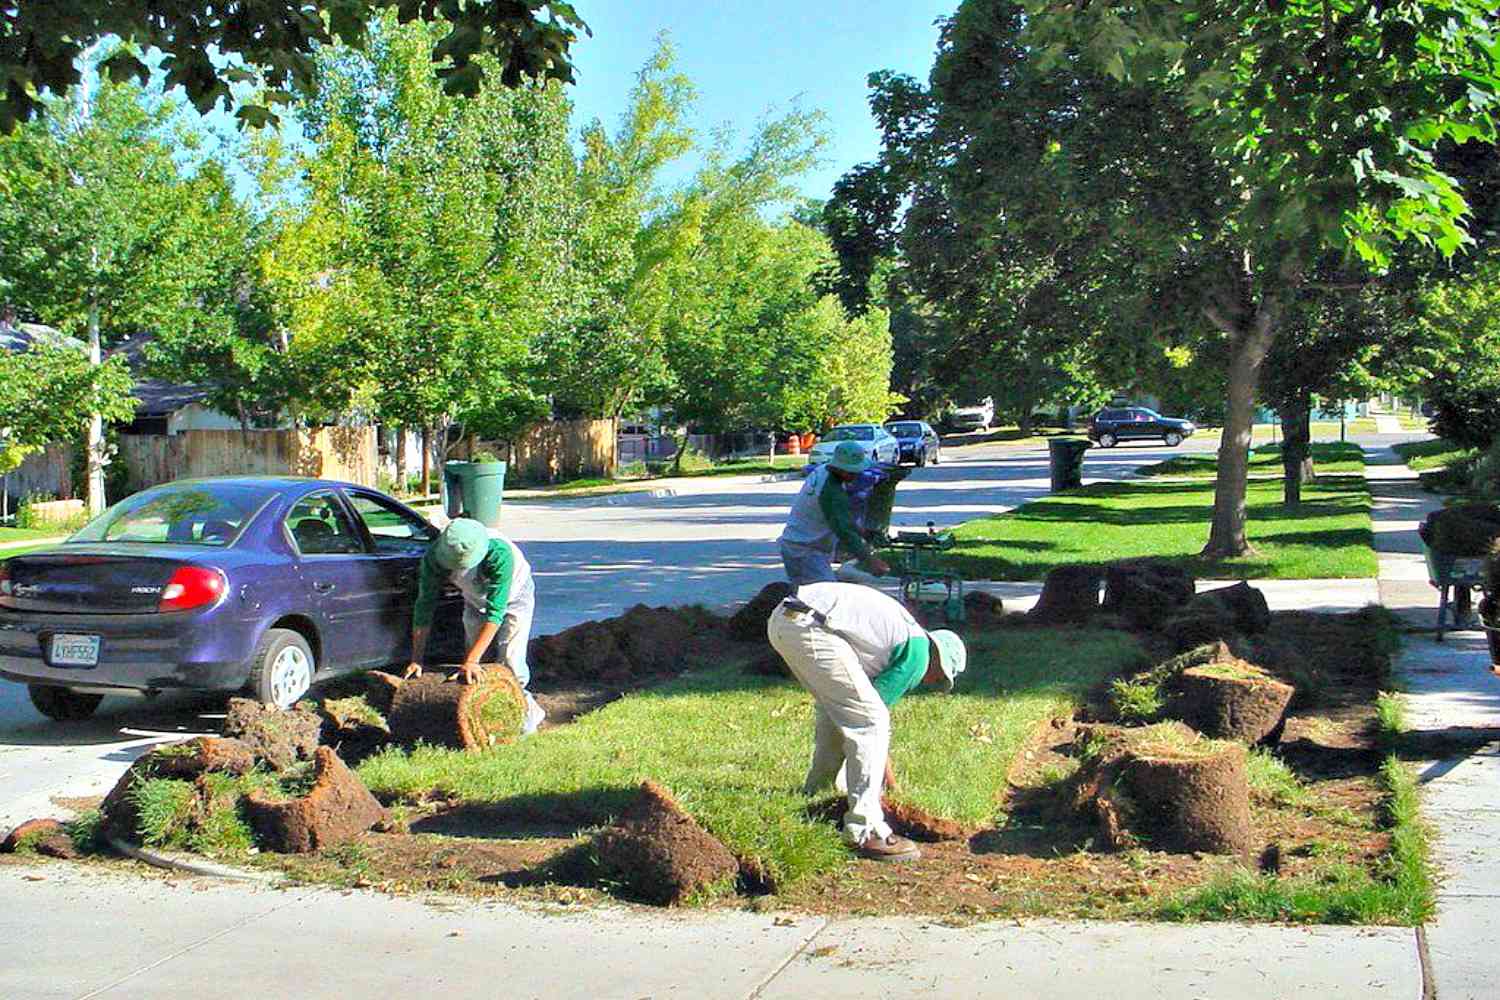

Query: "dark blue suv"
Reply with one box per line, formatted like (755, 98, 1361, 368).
(1088, 407, 1196, 448)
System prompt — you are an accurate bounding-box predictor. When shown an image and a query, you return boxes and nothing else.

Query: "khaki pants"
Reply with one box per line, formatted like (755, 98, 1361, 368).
(766, 602, 891, 846)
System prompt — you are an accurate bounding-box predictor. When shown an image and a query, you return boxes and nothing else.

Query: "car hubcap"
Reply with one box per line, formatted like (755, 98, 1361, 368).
(269, 646, 312, 708)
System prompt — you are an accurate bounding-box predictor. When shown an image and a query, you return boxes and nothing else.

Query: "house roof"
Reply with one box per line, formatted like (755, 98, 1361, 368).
(107, 332, 212, 419)
(0, 319, 84, 353)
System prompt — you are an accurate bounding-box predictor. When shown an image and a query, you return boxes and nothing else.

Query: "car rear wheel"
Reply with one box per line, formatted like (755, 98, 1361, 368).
(247, 628, 315, 709)
(1099, 432, 1118, 448)
(1164, 431, 1184, 447)
(28, 684, 104, 722)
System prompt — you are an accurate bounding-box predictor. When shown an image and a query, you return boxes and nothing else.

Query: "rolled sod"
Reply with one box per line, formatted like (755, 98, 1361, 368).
(386, 668, 526, 751)
(1175, 663, 1294, 744)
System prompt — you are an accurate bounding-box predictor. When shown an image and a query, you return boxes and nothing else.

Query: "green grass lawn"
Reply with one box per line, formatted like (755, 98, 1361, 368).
(0, 526, 65, 543)
(944, 470, 1376, 581)
(1392, 437, 1475, 472)
(357, 628, 1145, 889)
(1140, 442, 1366, 480)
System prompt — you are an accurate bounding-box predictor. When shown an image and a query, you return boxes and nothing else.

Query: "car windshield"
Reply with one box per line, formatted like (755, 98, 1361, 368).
(826, 426, 874, 441)
(886, 422, 922, 436)
(1138, 409, 1161, 419)
(70, 483, 275, 546)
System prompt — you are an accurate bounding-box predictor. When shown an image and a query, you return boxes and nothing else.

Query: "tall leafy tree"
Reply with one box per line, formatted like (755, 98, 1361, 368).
(0, 73, 233, 512)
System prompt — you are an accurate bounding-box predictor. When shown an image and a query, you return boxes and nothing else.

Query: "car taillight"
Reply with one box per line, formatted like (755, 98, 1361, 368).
(0, 561, 10, 599)
(158, 566, 227, 612)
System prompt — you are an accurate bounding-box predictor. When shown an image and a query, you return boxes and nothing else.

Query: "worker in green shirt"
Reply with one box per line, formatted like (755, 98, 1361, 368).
(404, 517, 545, 734)
(779, 440, 891, 585)
(766, 580, 967, 862)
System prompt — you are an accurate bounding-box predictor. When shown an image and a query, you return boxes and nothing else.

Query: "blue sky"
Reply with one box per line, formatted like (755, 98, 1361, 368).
(563, 1, 954, 200)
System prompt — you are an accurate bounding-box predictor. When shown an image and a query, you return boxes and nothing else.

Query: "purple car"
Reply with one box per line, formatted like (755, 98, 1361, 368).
(0, 477, 461, 720)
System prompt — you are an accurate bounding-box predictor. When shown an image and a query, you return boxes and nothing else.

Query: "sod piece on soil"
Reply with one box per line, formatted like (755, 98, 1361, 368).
(1175, 662, 1294, 744)
(962, 590, 1007, 626)
(1189, 582, 1272, 634)
(243, 747, 386, 853)
(222, 698, 323, 771)
(147, 736, 258, 780)
(365, 671, 406, 714)
(605, 605, 707, 673)
(1423, 502, 1500, 556)
(386, 670, 526, 751)
(1101, 562, 1196, 630)
(318, 696, 393, 765)
(528, 619, 635, 683)
(1, 818, 78, 858)
(1029, 564, 1104, 623)
(591, 780, 740, 905)
(1074, 723, 1253, 855)
(728, 582, 793, 642)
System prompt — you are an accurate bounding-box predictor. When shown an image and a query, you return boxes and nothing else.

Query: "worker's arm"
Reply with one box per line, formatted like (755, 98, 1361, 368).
(453, 621, 501, 684)
(871, 635, 930, 708)
(404, 552, 445, 678)
(479, 541, 515, 625)
(819, 475, 891, 576)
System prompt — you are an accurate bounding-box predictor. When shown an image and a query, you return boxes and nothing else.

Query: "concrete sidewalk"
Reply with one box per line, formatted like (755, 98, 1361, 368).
(1367, 450, 1500, 1000)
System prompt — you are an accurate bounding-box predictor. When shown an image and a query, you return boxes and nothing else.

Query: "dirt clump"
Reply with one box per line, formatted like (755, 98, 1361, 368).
(148, 736, 258, 780)
(1029, 564, 1104, 624)
(318, 696, 393, 765)
(386, 669, 526, 751)
(728, 582, 794, 641)
(1175, 662, 1295, 744)
(1072, 723, 1253, 855)
(1102, 562, 1196, 629)
(365, 671, 406, 714)
(529, 619, 635, 683)
(222, 698, 323, 771)
(591, 780, 739, 906)
(605, 604, 706, 673)
(1162, 603, 1243, 652)
(1422, 502, 1500, 556)
(881, 798, 969, 842)
(243, 747, 387, 853)
(1187, 582, 1272, 634)
(1, 818, 79, 859)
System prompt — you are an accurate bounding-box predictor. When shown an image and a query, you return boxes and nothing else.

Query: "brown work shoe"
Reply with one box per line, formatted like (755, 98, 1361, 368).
(855, 833, 921, 863)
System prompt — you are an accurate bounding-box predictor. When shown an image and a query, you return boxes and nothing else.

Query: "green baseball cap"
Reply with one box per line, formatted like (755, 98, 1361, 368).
(829, 440, 873, 473)
(431, 517, 490, 571)
(928, 629, 967, 691)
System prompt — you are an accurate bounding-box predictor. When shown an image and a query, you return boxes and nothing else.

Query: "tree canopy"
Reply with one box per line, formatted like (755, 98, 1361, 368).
(0, 1, 587, 133)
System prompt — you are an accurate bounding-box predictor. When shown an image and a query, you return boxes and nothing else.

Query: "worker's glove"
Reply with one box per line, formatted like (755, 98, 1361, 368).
(403, 662, 424, 680)
(449, 662, 486, 685)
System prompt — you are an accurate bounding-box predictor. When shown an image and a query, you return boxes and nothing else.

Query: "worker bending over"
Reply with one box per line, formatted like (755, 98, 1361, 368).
(767, 581, 966, 862)
(405, 517, 546, 734)
(779, 441, 891, 585)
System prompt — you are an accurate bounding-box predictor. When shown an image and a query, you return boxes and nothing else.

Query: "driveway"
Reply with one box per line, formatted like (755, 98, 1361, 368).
(0, 435, 1234, 824)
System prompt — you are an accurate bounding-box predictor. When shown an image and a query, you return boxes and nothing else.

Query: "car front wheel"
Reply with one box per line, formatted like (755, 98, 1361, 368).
(1099, 432, 1117, 448)
(247, 628, 316, 708)
(28, 684, 104, 722)
(1164, 431, 1184, 447)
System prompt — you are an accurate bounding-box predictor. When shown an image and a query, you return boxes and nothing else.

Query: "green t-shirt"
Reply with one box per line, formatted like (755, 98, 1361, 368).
(871, 635, 930, 707)
(411, 538, 515, 628)
(817, 473, 873, 561)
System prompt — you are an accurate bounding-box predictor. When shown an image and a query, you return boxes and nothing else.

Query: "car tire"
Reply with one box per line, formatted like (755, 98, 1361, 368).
(1099, 432, 1118, 448)
(1164, 431, 1184, 447)
(246, 627, 316, 709)
(28, 684, 103, 722)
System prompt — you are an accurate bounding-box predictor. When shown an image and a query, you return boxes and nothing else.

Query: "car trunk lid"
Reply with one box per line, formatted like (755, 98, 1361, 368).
(0, 546, 220, 614)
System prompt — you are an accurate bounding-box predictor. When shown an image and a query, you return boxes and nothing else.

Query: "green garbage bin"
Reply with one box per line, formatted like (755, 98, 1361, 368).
(1047, 438, 1091, 491)
(443, 459, 507, 528)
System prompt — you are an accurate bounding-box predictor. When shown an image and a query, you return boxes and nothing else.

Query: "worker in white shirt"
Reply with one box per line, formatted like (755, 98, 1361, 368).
(767, 581, 966, 862)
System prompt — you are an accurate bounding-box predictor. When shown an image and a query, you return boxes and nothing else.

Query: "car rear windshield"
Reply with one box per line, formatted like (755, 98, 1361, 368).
(827, 426, 874, 441)
(70, 483, 275, 546)
(886, 422, 922, 435)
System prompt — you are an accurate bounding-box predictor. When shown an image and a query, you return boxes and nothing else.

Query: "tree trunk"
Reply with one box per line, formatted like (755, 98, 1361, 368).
(1202, 300, 1281, 559)
(395, 428, 408, 495)
(671, 428, 691, 476)
(1277, 393, 1314, 506)
(85, 299, 105, 516)
(420, 426, 432, 497)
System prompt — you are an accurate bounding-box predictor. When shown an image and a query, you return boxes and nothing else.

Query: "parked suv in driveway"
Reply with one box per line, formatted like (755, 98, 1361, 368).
(1088, 407, 1196, 448)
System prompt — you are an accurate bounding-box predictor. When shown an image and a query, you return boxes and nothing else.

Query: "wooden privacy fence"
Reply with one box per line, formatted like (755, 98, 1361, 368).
(1, 443, 74, 505)
(118, 427, 379, 492)
(475, 419, 615, 485)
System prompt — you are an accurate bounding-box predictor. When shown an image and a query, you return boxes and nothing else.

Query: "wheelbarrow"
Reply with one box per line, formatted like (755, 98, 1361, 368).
(1421, 540, 1485, 641)
(847, 464, 966, 624)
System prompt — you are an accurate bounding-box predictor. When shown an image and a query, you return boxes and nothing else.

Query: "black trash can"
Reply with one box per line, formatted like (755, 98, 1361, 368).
(1047, 438, 1092, 491)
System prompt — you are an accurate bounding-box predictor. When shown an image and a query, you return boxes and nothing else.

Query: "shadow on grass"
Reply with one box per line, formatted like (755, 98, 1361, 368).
(410, 788, 636, 840)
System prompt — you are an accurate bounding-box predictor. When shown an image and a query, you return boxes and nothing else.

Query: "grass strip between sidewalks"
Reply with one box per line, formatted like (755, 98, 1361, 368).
(1138, 442, 1366, 479)
(357, 628, 1145, 889)
(943, 467, 1377, 581)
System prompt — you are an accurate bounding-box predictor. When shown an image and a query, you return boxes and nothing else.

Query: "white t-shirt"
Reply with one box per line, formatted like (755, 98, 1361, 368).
(788, 581, 925, 679)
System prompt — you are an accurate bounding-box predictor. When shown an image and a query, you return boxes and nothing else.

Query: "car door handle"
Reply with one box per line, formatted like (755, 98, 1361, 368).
(313, 581, 337, 594)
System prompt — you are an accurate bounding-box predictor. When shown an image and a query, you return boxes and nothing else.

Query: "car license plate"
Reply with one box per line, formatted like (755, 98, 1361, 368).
(50, 633, 101, 668)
